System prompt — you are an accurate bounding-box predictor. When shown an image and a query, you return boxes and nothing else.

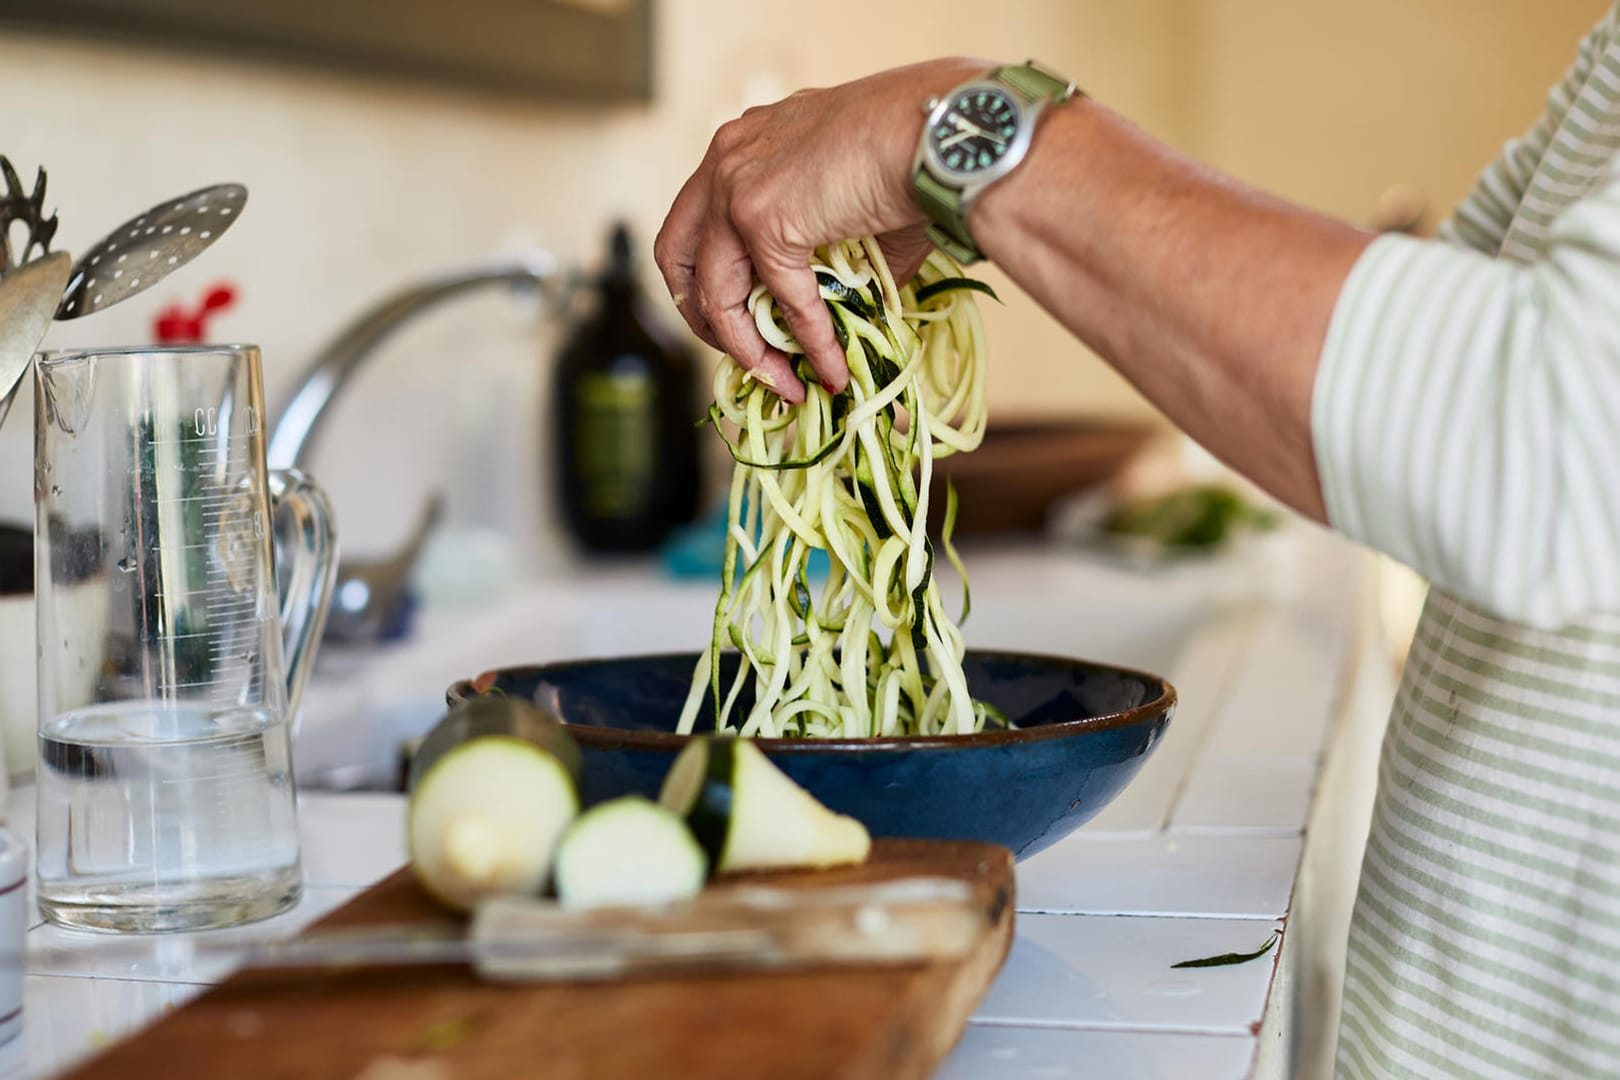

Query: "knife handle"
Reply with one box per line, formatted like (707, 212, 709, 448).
(470, 876, 984, 982)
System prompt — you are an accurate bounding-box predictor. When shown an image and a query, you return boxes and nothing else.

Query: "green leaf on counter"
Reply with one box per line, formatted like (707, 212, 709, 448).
(1171, 931, 1279, 970)
(1101, 483, 1280, 551)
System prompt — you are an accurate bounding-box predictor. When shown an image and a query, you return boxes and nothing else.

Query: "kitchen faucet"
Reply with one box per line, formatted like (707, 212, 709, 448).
(267, 250, 559, 471)
(266, 250, 561, 643)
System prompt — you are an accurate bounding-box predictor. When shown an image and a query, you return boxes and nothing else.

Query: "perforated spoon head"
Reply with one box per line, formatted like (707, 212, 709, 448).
(57, 183, 246, 320)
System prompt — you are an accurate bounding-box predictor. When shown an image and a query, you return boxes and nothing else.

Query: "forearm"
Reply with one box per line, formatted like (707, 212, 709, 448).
(657, 58, 1374, 520)
(970, 98, 1374, 520)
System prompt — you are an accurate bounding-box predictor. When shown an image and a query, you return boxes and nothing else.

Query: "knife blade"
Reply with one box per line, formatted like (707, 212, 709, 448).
(18, 876, 985, 983)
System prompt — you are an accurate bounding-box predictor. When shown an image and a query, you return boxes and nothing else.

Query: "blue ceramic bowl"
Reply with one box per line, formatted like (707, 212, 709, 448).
(447, 651, 1175, 860)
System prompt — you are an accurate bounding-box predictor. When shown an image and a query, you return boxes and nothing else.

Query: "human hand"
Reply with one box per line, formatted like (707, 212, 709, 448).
(655, 57, 989, 403)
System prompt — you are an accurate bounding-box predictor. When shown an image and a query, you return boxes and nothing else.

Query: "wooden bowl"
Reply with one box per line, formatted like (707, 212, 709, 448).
(929, 420, 1155, 536)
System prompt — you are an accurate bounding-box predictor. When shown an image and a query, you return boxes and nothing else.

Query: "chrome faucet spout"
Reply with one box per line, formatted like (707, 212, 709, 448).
(267, 250, 559, 472)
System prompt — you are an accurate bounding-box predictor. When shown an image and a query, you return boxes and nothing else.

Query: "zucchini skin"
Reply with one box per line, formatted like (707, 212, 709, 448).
(409, 697, 583, 795)
(683, 737, 737, 871)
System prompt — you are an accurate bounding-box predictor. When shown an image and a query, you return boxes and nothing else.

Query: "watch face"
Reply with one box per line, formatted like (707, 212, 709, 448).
(930, 86, 1020, 176)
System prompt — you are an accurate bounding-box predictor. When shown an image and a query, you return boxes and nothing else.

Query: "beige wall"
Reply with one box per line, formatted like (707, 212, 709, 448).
(0, 1, 1605, 557)
(1183, 0, 1608, 222)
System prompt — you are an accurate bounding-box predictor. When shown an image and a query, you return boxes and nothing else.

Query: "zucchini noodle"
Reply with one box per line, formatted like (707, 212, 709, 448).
(677, 237, 1003, 739)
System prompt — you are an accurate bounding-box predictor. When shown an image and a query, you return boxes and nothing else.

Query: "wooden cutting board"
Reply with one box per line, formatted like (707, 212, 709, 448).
(65, 839, 1014, 1080)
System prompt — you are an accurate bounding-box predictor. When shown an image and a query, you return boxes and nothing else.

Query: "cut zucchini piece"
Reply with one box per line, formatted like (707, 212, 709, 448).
(407, 699, 581, 912)
(553, 796, 708, 910)
(659, 737, 870, 874)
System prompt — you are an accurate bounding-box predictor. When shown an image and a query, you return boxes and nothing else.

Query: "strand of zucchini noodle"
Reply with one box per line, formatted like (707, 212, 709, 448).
(675, 237, 999, 739)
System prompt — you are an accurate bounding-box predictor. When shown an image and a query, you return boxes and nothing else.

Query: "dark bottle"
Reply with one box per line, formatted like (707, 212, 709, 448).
(552, 222, 703, 552)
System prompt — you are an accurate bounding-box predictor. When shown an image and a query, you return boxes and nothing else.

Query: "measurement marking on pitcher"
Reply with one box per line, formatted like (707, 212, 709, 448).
(141, 541, 233, 554)
(143, 629, 252, 644)
(203, 589, 255, 601)
(149, 679, 235, 692)
(143, 437, 257, 447)
(153, 494, 243, 507)
(209, 640, 264, 659)
(154, 422, 259, 438)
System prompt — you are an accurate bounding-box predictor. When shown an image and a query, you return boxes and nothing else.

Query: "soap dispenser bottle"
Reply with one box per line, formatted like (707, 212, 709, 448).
(552, 222, 703, 552)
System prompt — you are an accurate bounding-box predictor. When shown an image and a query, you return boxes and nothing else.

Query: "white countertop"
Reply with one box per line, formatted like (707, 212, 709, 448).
(4, 526, 1376, 1080)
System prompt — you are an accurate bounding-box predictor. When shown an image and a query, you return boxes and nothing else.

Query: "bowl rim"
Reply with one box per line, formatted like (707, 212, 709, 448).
(446, 649, 1177, 753)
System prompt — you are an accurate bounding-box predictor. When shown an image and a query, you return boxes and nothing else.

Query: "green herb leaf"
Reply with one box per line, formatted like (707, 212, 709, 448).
(914, 277, 1000, 305)
(1171, 931, 1279, 969)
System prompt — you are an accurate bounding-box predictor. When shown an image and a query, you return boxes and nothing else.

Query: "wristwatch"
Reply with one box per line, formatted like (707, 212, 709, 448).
(912, 61, 1079, 264)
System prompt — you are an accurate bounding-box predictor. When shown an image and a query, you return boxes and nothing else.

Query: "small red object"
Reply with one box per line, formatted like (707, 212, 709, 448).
(152, 283, 237, 345)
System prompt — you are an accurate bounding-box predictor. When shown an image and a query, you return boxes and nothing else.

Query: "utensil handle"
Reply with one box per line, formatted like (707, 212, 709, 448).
(268, 468, 337, 722)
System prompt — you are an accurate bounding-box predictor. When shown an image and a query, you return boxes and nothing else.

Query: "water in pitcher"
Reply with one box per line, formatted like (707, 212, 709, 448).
(36, 701, 302, 931)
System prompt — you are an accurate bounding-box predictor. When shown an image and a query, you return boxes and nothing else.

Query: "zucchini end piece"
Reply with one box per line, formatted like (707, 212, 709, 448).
(408, 736, 578, 912)
(659, 736, 870, 875)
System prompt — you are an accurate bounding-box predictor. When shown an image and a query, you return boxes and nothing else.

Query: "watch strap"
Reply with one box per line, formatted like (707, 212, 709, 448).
(914, 170, 981, 264)
(990, 61, 1079, 106)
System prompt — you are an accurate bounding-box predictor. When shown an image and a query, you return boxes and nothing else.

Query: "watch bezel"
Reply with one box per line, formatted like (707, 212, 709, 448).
(919, 79, 1036, 191)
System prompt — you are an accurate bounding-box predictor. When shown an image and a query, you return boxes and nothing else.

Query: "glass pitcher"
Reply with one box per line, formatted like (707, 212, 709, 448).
(33, 344, 336, 932)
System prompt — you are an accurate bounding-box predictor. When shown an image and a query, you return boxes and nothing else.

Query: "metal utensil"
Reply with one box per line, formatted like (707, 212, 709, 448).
(0, 251, 71, 426)
(56, 182, 246, 320)
(17, 876, 982, 982)
(0, 157, 58, 274)
(323, 493, 445, 644)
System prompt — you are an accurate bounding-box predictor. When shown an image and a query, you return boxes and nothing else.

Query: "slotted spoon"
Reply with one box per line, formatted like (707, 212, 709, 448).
(56, 182, 246, 320)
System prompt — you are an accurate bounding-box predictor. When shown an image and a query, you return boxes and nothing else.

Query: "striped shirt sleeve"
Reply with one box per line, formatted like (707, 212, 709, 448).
(1436, 11, 1608, 254)
(1314, 159, 1620, 630)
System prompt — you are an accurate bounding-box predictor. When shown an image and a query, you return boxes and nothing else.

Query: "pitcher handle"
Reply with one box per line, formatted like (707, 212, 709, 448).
(268, 468, 337, 723)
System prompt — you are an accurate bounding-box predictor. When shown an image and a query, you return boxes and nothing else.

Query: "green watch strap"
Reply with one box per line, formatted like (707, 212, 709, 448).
(990, 61, 1078, 105)
(914, 170, 981, 264)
